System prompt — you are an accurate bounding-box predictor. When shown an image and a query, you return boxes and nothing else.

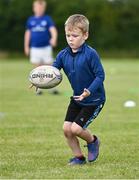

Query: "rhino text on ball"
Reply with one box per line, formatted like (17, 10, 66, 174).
(32, 73, 53, 78)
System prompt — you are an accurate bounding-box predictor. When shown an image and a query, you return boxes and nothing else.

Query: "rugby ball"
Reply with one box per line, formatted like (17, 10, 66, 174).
(29, 65, 62, 89)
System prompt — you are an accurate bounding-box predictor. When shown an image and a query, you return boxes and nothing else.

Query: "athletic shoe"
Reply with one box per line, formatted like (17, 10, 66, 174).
(50, 88, 60, 95)
(68, 157, 86, 165)
(87, 136, 100, 162)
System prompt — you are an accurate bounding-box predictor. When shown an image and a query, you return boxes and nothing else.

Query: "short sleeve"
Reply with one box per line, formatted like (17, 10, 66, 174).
(26, 18, 31, 30)
(46, 16, 55, 29)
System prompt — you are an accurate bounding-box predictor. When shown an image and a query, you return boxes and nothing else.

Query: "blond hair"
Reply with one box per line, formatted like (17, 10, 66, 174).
(65, 14, 89, 33)
(33, 0, 47, 6)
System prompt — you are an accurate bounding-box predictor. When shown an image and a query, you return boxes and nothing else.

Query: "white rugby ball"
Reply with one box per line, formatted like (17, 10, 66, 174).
(29, 65, 62, 89)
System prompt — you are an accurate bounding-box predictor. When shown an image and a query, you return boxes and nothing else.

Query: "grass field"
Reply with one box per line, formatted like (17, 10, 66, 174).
(0, 58, 139, 179)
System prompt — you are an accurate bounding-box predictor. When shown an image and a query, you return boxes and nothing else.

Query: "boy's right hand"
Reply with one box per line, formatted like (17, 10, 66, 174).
(73, 88, 91, 101)
(24, 47, 30, 56)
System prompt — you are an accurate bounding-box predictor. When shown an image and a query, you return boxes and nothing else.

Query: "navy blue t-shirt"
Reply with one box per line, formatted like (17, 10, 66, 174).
(26, 15, 55, 47)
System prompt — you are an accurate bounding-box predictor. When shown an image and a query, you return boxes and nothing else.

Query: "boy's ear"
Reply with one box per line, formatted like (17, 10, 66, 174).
(84, 32, 89, 40)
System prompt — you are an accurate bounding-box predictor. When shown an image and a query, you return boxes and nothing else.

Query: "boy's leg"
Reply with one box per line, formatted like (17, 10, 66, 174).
(70, 103, 104, 142)
(63, 98, 88, 164)
(63, 122, 83, 157)
(71, 122, 94, 143)
(70, 103, 104, 162)
(71, 123, 100, 162)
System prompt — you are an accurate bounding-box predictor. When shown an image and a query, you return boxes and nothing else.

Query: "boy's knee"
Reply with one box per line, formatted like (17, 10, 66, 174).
(71, 123, 82, 136)
(63, 123, 72, 137)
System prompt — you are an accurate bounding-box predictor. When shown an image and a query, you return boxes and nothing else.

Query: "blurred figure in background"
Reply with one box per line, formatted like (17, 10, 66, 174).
(24, 0, 58, 95)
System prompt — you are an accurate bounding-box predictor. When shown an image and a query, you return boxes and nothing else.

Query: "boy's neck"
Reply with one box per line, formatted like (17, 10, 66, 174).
(72, 49, 78, 53)
(71, 42, 85, 53)
(34, 13, 44, 17)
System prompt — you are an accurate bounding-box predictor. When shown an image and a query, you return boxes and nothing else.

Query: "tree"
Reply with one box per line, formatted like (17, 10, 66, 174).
(0, 0, 139, 52)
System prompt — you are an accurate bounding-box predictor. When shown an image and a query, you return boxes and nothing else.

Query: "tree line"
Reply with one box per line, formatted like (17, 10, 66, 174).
(0, 0, 139, 54)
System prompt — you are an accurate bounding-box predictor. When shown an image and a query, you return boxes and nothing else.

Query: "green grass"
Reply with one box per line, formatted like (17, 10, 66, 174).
(0, 58, 139, 179)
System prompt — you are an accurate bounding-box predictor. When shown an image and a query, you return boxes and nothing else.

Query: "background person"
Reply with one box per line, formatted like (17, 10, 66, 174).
(24, 0, 58, 95)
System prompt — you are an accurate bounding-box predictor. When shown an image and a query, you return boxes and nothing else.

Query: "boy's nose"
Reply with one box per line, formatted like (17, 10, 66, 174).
(68, 36, 73, 41)
(69, 38, 72, 41)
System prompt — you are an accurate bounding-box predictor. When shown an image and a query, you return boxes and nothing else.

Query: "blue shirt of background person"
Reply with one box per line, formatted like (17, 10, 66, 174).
(26, 15, 55, 47)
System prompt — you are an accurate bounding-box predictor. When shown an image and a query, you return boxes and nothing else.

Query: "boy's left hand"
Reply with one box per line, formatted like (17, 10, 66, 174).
(73, 88, 91, 101)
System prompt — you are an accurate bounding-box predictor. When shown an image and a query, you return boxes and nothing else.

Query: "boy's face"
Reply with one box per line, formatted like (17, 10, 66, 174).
(33, 2, 46, 16)
(65, 26, 88, 52)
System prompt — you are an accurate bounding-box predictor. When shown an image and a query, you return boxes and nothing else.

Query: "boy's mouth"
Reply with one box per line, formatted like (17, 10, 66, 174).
(69, 43, 75, 47)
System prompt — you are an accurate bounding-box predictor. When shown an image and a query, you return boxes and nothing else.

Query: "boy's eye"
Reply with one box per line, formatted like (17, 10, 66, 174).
(66, 34, 79, 38)
(66, 34, 70, 38)
(72, 35, 79, 38)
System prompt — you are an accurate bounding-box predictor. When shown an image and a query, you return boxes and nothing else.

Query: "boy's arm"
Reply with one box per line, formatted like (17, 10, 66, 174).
(24, 30, 31, 56)
(52, 51, 63, 70)
(87, 55, 105, 94)
(74, 52, 105, 101)
(73, 88, 91, 101)
(49, 26, 58, 47)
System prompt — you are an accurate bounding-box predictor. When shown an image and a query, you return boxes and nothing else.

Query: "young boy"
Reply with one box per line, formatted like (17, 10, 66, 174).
(24, 0, 58, 94)
(53, 14, 106, 165)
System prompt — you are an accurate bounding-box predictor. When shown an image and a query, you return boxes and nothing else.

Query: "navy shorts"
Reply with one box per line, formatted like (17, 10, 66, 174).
(64, 97, 105, 129)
